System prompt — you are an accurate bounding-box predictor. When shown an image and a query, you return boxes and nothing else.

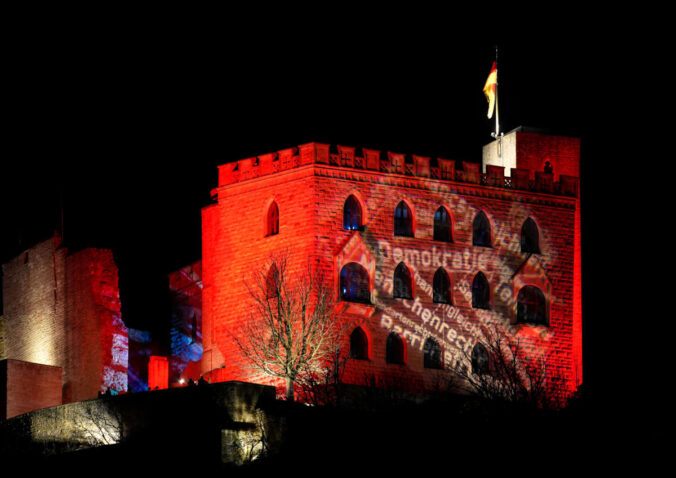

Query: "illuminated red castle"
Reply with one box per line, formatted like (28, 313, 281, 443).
(200, 128, 583, 403)
(0, 127, 583, 419)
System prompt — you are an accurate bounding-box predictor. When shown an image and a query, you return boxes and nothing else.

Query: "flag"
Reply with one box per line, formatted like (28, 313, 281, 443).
(483, 61, 497, 119)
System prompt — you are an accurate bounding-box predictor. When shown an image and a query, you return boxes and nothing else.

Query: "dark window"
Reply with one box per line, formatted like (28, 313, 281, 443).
(423, 338, 443, 369)
(393, 262, 413, 299)
(516, 286, 548, 325)
(433, 268, 452, 304)
(472, 272, 490, 309)
(266, 202, 279, 236)
(190, 314, 198, 343)
(340, 263, 370, 304)
(386, 332, 405, 364)
(266, 264, 279, 298)
(472, 211, 491, 247)
(521, 217, 541, 254)
(471, 343, 489, 375)
(344, 195, 363, 230)
(433, 206, 453, 242)
(394, 201, 413, 237)
(350, 327, 369, 360)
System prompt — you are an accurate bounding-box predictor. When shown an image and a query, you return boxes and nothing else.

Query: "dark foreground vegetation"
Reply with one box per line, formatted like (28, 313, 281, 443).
(1, 381, 614, 476)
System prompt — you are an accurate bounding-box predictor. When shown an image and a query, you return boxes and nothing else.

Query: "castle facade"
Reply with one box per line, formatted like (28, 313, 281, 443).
(200, 128, 583, 403)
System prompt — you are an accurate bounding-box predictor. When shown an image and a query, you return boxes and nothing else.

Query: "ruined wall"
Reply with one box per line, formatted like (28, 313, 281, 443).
(1, 359, 62, 420)
(63, 248, 127, 402)
(1, 237, 127, 407)
(1, 236, 67, 373)
(168, 261, 203, 383)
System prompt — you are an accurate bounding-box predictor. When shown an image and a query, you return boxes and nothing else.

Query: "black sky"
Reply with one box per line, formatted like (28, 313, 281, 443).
(2, 14, 614, 402)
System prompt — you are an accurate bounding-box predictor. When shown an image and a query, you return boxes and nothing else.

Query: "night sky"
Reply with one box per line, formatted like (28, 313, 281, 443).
(2, 17, 613, 402)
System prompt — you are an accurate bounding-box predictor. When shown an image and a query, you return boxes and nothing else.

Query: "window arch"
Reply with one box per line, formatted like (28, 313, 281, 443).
(340, 262, 370, 304)
(343, 195, 363, 231)
(394, 201, 414, 237)
(433, 206, 453, 242)
(472, 272, 490, 309)
(516, 286, 548, 325)
(471, 343, 489, 375)
(350, 327, 369, 360)
(472, 210, 491, 247)
(521, 217, 541, 254)
(393, 262, 413, 299)
(423, 337, 443, 369)
(386, 332, 405, 364)
(266, 201, 279, 236)
(433, 268, 452, 304)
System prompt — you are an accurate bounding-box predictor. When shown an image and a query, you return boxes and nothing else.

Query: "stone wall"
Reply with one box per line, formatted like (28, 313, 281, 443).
(202, 134, 582, 404)
(1, 236, 127, 407)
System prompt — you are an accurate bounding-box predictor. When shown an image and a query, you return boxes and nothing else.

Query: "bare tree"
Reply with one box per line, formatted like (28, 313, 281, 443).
(234, 252, 344, 402)
(452, 324, 566, 409)
(295, 342, 350, 406)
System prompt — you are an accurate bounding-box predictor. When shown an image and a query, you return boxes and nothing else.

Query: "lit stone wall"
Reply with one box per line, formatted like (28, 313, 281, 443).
(202, 135, 582, 404)
(1, 236, 128, 406)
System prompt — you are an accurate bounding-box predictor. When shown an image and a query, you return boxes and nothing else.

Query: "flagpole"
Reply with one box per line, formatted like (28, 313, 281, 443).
(490, 45, 503, 156)
(495, 45, 500, 137)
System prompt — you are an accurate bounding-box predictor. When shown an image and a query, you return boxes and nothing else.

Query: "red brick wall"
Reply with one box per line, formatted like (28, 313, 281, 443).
(1, 359, 62, 420)
(64, 248, 127, 402)
(203, 140, 582, 403)
(514, 132, 580, 182)
(202, 166, 317, 389)
(312, 168, 578, 400)
(514, 131, 583, 386)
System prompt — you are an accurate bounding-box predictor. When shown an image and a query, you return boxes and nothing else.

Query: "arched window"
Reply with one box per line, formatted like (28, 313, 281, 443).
(471, 343, 489, 375)
(521, 217, 541, 254)
(386, 332, 405, 364)
(394, 201, 413, 237)
(423, 337, 443, 369)
(472, 211, 491, 247)
(266, 201, 279, 236)
(350, 327, 369, 360)
(516, 286, 548, 325)
(343, 195, 363, 231)
(472, 272, 490, 309)
(393, 262, 413, 299)
(433, 268, 452, 304)
(340, 263, 370, 304)
(433, 206, 453, 242)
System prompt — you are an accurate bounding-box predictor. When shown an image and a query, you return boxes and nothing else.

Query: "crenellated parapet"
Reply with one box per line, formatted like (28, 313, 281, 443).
(217, 142, 579, 197)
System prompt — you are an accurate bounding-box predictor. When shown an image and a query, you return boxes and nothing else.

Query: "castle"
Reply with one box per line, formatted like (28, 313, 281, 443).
(201, 127, 583, 403)
(1, 127, 582, 419)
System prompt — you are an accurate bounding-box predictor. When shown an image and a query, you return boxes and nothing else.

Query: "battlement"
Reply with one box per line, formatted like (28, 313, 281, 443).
(217, 142, 579, 197)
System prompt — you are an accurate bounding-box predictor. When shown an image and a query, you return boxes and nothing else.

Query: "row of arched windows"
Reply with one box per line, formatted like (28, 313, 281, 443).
(340, 262, 548, 325)
(266, 195, 541, 254)
(341, 195, 541, 253)
(350, 326, 491, 374)
(349, 327, 443, 368)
